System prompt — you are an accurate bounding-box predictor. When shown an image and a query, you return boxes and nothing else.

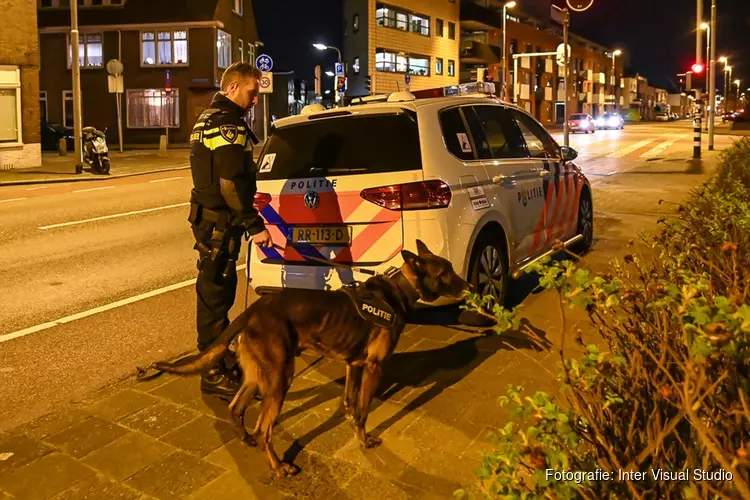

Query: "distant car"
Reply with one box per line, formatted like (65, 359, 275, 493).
(655, 112, 670, 122)
(594, 113, 624, 130)
(568, 113, 595, 133)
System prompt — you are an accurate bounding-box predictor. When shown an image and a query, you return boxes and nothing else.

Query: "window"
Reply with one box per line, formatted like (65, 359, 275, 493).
(141, 30, 187, 66)
(353, 57, 360, 75)
(448, 59, 455, 76)
(248, 43, 256, 66)
(217, 30, 231, 69)
(353, 14, 359, 32)
(436, 58, 443, 75)
(39, 91, 48, 124)
(439, 108, 473, 161)
(470, 106, 525, 159)
(67, 33, 103, 68)
(63, 90, 74, 128)
(436, 19, 444, 37)
(233, 0, 242, 15)
(127, 89, 179, 128)
(0, 67, 22, 144)
(376, 4, 430, 36)
(448, 22, 455, 40)
(376, 49, 429, 76)
(510, 109, 559, 158)
(238, 39, 244, 62)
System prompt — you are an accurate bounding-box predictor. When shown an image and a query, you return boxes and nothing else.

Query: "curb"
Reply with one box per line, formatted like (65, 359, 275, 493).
(0, 165, 190, 187)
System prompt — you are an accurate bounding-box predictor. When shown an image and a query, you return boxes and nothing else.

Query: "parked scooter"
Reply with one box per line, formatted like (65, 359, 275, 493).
(76, 126, 111, 175)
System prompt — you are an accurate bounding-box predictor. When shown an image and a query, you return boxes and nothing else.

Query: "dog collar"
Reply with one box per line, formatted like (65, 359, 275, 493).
(384, 267, 420, 309)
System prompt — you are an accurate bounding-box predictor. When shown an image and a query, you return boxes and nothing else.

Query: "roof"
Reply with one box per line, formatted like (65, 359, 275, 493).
(38, 0, 220, 28)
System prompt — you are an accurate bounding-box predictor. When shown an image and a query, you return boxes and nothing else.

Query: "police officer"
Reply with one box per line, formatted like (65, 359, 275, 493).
(188, 62, 273, 399)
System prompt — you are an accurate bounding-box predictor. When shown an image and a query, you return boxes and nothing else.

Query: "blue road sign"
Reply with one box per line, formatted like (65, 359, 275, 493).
(335, 63, 344, 76)
(256, 55, 273, 72)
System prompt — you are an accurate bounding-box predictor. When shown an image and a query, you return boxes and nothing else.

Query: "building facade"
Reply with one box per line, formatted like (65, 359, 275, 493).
(343, 0, 460, 97)
(0, 0, 41, 169)
(38, 0, 260, 146)
(459, 0, 624, 125)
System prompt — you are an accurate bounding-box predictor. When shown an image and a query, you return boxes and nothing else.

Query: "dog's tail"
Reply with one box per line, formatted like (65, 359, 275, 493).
(151, 310, 248, 375)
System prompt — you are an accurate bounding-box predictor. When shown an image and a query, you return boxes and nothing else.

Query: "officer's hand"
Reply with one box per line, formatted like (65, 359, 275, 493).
(252, 229, 273, 248)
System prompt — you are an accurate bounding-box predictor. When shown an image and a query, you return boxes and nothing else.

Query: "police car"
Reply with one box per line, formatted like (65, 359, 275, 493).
(247, 82, 593, 306)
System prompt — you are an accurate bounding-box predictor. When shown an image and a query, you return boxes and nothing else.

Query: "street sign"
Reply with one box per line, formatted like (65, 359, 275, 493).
(256, 54, 273, 72)
(107, 75, 124, 93)
(259, 72, 273, 93)
(106, 59, 123, 76)
(566, 0, 594, 11)
(556, 43, 571, 67)
(336, 76, 346, 93)
(335, 62, 344, 76)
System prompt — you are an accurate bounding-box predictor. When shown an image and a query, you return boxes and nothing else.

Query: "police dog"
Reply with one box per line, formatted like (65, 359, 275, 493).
(147, 240, 469, 477)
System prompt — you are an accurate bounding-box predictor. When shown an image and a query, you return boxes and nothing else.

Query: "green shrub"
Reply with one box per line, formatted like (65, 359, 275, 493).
(458, 138, 750, 499)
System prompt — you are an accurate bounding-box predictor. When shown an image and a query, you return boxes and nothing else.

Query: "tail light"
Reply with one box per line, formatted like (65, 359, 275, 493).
(360, 180, 452, 211)
(253, 192, 272, 211)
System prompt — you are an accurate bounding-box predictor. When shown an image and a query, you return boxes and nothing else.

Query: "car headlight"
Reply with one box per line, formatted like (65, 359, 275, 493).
(580, 119, 589, 127)
(608, 118, 619, 126)
(595, 118, 605, 126)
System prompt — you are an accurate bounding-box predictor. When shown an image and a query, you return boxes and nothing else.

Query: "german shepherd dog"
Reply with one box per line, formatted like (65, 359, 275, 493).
(147, 240, 469, 477)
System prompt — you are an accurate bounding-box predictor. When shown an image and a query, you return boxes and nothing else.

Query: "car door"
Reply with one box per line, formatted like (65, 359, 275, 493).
(509, 109, 575, 252)
(462, 104, 545, 264)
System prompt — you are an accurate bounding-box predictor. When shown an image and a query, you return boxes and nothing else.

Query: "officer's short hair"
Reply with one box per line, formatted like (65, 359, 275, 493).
(220, 62, 263, 91)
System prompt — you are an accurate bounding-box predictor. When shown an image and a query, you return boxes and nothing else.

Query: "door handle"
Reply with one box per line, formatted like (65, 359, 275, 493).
(492, 174, 507, 184)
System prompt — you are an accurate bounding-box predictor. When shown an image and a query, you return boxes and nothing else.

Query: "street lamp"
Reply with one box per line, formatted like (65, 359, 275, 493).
(611, 49, 622, 112)
(325, 71, 334, 77)
(313, 43, 343, 106)
(501, 1, 516, 101)
(725, 65, 733, 111)
(735, 79, 741, 111)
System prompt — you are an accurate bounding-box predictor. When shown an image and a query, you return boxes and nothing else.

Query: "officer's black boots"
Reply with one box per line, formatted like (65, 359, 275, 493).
(200, 368, 241, 400)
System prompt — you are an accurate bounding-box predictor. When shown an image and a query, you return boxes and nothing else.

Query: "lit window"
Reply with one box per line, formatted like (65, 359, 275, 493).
(353, 57, 360, 74)
(448, 60, 455, 76)
(436, 58, 443, 75)
(217, 30, 232, 69)
(0, 67, 21, 144)
(127, 89, 180, 128)
(233, 0, 242, 15)
(353, 14, 359, 32)
(239, 39, 244, 62)
(141, 30, 188, 66)
(375, 49, 430, 76)
(68, 33, 103, 68)
(63, 90, 73, 128)
(408, 56, 429, 76)
(248, 43, 256, 66)
(409, 13, 429, 36)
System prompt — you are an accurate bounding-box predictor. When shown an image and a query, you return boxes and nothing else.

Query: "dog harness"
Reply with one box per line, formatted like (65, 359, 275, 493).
(340, 267, 416, 328)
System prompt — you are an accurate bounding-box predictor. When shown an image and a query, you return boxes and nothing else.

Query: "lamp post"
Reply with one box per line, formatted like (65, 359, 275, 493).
(501, 1, 516, 101)
(70, 0, 83, 172)
(736, 79, 742, 112)
(706, 0, 716, 150)
(313, 43, 343, 106)
(611, 49, 621, 112)
(719, 56, 728, 114)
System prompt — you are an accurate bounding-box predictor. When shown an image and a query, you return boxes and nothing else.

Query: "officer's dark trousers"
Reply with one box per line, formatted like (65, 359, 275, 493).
(193, 221, 240, 351)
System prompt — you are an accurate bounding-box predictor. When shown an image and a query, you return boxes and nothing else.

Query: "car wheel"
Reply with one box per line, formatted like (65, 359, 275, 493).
(468, 234, 509, 307)
(572, 190, 594, 254)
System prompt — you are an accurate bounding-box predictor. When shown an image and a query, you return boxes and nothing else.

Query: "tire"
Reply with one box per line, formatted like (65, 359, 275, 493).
(92, 156, 102, 174)
(468, 233, 509, 307)
(572, 190, 594, 254)
(100, 157, 111, 175)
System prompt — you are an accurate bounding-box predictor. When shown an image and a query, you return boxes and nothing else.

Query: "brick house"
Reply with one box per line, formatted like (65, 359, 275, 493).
(0, 0, 41, 169)
(37, 0, 261, 146)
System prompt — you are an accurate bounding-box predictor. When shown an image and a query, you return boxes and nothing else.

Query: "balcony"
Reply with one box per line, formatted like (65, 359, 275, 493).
(461, 0, 503, 31)
(460, 40, 501, 65)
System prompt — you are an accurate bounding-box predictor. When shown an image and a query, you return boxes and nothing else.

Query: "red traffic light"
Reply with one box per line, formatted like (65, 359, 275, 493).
(691, 63, 704, 74)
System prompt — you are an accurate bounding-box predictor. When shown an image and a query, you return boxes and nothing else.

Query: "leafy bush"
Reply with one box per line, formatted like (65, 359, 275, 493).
(458, 138, 750, 499)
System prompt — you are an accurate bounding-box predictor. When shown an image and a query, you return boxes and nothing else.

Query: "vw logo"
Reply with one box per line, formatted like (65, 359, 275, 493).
(303, 191, 319, 210)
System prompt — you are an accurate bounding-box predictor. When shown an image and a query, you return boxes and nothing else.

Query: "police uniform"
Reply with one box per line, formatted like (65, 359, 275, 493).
(188, 92, 265, 353)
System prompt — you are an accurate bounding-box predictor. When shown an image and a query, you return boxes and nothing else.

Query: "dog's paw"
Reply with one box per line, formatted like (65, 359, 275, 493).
(363, 434, 382, 449)
(274, 462, 300, 478)
(242, 434, 258, 447)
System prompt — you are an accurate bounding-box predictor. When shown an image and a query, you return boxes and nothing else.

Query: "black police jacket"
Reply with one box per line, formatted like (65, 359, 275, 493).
(189, 93, 266, 236)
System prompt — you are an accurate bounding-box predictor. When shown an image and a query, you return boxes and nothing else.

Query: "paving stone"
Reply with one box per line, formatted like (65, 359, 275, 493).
(339, 470, 411, 499)
(0, 452, 94, 500)
(258, 453, 357, 499)
(203, 438, 277, 481)
(187, 471, 291, 500)
(81, 432, 174, 481)
(119, 402, 199, 438)
(51, 474, 143, 500)
(44, 417, 129, 459)
(399, 447, 478, 495)
(128, 372, 179, 393)
(124, 451, 223, 500)
(85, 390, 160, 422)
(0, 490, 13, 499)
(410, 325, 462, 343)
(0, 434, 54, 477)
(312, 360, 347, 384)
(160, 416, 237, 457)
(185, 394, 235, 422)
(15, 409, 92, 441)
(283, 411, 354, 457)
(147, 377, 202, 405)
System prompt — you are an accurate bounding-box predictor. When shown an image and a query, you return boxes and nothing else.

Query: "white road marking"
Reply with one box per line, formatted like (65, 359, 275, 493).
(26, 186, 50, 191)
(639, 139, 679, 159)
(149, 176, 184, 183)
(606, 138, 660, 158)
(39, 202, 190, 230)
(0, 198, 27, 203)
(0, 264, 247, 344)
(73, 185, 115, 193)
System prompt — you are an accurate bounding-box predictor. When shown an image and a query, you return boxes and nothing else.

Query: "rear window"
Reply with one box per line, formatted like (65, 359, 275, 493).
(570, 114, 587, 119)
(257, 112, 422, 180)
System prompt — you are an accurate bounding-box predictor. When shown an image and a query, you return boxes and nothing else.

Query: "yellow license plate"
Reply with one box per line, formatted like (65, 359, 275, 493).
(290, 226, 352, 246)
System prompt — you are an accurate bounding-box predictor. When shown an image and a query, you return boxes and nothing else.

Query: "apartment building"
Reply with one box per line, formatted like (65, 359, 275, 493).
(343, 0, 461, 97)
(459, 0, 624, 125)
(38, 0, 260, 146)
(0, 0, 40, 169)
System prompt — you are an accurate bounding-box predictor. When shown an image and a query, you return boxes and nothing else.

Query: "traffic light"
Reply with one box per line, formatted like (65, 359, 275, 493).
(691, 63, 704, 74)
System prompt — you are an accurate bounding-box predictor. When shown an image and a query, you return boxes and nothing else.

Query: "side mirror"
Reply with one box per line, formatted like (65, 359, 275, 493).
(560, 146, 578, 163)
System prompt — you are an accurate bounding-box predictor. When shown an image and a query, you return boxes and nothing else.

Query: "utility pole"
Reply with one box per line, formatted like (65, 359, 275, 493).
(693, 0, 702, 159)
(696, 0, 703, 65)
(563, 8, 570, 147)
(70, 0, 83, 173)
(708, 0, 716, 150)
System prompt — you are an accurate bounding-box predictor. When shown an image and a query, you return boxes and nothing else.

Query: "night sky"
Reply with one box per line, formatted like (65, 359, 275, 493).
(253, 0, 750, 94)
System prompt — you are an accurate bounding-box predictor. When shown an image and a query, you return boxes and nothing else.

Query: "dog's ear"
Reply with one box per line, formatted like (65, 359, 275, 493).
(401, 250, 423, 271)
(415, 239, 432, 257)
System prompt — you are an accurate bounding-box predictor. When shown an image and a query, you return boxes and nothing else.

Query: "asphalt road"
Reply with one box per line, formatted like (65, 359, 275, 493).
(0, 120, 738, 432)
